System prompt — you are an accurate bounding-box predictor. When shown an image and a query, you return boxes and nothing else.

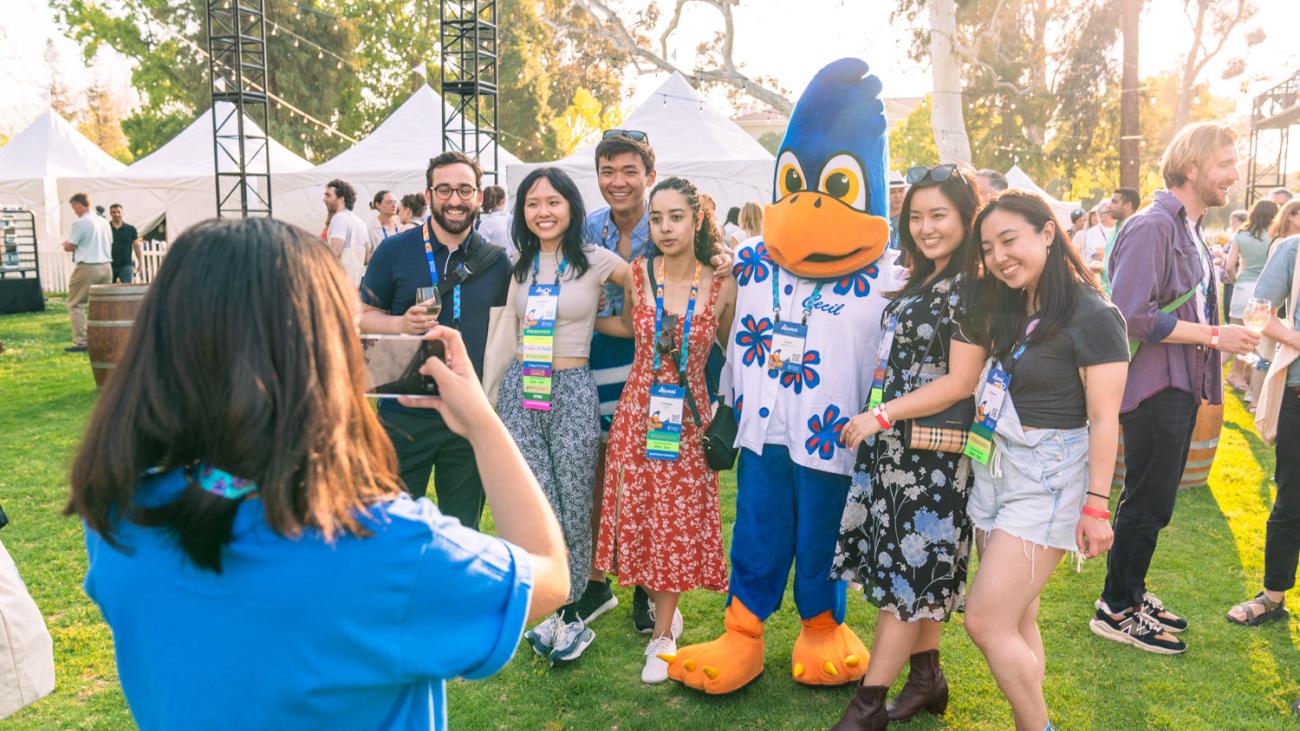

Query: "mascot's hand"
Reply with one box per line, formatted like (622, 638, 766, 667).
(790, 611, 869, 687)
(662, 599, 765, 694)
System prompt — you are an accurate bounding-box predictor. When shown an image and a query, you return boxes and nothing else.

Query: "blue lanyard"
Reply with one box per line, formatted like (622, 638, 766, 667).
(381, 222, 397, 239)
(653, 258, 702, 376)
(423, 223, 461, 325)
(531, 249, 569, 285)
(770, 268, 825, 325)
(1001, 318, 1039, 376)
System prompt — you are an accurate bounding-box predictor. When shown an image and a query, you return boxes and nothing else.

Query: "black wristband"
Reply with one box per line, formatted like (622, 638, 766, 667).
(1087, 490, 1110, 501)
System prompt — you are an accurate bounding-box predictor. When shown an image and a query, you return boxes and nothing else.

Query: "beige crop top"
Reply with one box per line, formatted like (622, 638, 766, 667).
(511, 245, 623, 359)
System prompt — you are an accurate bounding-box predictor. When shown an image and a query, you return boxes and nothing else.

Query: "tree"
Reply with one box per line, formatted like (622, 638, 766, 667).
(924, 0, 971, 163)
(1171, 0, 1262, 131)
(549, 88, 622, 156)
(890, 96, 940, 173)
(1120, 0, 1141, 188)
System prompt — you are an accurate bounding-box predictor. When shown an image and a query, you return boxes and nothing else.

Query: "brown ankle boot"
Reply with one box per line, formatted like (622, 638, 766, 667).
(885, 649, 948, 721)
(829, 683, 889, 730)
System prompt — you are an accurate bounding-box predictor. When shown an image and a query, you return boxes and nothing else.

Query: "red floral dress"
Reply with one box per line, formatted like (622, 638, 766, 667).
(594, 259, 729, 594)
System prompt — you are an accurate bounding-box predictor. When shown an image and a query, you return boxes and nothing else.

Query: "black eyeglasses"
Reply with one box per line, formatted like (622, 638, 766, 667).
(602, 129, 650, 144)
(432, 184, 477, 200)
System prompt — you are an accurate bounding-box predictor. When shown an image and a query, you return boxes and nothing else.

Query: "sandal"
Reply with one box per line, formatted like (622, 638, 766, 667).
(1227, 592, 1288, 626)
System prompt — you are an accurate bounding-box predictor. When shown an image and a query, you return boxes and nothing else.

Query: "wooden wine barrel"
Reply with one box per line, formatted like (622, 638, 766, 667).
(1111, 400, 1224, 491)
(87, 283, 148, 387)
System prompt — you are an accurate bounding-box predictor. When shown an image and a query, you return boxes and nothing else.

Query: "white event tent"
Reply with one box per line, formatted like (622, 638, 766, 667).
(271, 85, 523, 234)
(57, 102, 312, 247)
(0, 110, 126, 290)
(1004, 165, 1080, 223)
(507, 73, 775, 216)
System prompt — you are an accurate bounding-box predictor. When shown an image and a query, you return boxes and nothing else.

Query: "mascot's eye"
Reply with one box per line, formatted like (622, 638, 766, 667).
(817, 154, 868, 211)
(785, 168, 804, 194)
(776, 150, 806, 199)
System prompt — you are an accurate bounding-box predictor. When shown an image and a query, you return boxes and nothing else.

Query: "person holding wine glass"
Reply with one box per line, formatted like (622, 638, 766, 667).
(1226, 232, 1300, 626)
(358, 152, 511, 530)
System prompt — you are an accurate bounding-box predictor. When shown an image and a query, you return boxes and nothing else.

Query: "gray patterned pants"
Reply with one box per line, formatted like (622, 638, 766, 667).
(498, 360, 601, 603)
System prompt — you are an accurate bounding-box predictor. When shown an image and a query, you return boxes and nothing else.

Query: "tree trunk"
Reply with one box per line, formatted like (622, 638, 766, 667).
(927, 0, 972, 164)
(1120, 0, 1141, 189)
(1172, 0, 1208, 132)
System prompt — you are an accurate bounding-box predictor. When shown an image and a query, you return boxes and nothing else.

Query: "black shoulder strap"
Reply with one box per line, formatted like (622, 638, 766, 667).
(438, 232, 505, 295)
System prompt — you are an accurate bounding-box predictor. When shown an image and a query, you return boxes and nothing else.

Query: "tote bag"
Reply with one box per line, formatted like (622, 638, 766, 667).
(0, 538, 54, 719)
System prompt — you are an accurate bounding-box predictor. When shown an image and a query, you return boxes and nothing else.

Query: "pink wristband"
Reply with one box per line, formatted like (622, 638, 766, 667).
(872, 404, 892, 430)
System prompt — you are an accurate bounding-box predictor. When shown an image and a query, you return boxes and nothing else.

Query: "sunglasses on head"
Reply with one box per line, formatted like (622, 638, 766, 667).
(602, 129, 650, 144)
(905, 164, 965, 186)
(656, 314, 680, 357)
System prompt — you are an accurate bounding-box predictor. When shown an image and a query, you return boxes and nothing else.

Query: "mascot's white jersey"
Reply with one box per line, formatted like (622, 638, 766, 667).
(725, 237, 904, 476)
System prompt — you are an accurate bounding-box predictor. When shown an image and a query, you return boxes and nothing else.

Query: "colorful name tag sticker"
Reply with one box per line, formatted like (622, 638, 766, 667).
(769, 320, 808, 374)
(646, 383, 685, 460)
(522, 284, 559, 410)
(965, 367, 1010, 465)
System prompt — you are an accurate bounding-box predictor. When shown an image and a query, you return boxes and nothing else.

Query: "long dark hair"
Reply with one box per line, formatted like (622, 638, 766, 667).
(1242, 198, 1278, 240)
(893, 165, 982, 299)
(963, 190, 1102, 361)
(511, 167, 590, 283)
(649, 177, 720, 265)
(65, 218, 403, 572)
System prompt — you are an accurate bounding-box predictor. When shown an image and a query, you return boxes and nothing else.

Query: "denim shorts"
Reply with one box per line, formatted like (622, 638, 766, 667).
(968, 426, 1090, 553)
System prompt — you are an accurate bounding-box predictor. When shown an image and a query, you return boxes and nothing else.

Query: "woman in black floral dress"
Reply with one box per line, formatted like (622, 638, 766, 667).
(829, 165, 988, 730)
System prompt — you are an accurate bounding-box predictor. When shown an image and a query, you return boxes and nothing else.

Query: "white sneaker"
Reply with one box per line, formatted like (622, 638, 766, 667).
(549, 617, 595, 663)
(645, 604, 685, 640)
(525, 614, 560, 658)
(641, 636, 677, 684)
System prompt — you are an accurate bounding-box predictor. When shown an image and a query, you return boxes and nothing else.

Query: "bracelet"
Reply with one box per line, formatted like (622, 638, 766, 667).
(1209, 325, 1220, 350)
(1081, 505, 1110, 521)
(1086, 490, 1110, 501)
(872, 404, 893, 430)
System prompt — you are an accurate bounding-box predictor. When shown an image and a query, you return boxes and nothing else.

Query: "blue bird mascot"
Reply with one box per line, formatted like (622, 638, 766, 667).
(663, 58, 903, 694)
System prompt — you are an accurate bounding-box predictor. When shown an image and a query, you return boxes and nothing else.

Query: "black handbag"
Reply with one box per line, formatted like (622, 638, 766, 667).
(896, 306, 974, 454)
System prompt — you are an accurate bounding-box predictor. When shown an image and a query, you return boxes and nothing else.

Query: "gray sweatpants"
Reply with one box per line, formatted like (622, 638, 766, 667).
(498, 360, 601, 603)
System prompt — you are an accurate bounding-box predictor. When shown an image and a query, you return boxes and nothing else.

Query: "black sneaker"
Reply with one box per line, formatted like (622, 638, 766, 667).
(632, 585, 654, 634)
(64, 345, 88, 353)
(572, 579, 618, 624)
(1089, 601, 1187, 655)
(1141, 592, 1189, 633)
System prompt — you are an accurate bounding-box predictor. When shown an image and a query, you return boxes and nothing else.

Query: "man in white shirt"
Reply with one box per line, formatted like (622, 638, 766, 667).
(323, 179, 370, 287)
(61, 193, 113, 353)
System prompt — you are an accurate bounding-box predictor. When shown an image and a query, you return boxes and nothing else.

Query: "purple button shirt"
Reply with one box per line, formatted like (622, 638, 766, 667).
(1107, 189, 1222, 413)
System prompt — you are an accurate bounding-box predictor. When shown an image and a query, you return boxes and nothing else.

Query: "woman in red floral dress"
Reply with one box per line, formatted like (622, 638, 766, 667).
(593, 177, 737, 684)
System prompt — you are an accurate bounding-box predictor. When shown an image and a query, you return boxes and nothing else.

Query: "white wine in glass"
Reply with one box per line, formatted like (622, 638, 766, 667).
(416, 286, 442, 319)
(1240, 297, 1272, 365)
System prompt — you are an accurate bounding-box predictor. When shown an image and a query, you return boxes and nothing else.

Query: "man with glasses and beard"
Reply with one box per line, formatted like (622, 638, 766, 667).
(359, 152, 510, 530)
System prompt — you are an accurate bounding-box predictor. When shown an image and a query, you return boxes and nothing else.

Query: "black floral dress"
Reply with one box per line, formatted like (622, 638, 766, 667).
(831, 275, 973, 622)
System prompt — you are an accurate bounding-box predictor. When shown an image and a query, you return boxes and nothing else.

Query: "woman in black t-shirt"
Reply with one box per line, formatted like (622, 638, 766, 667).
(960, 191, 1129, 730)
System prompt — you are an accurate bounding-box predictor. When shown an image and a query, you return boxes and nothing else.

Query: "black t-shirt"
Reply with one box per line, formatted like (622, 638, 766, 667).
(361, 226, 510, 416)
(1005, 285, 1129, 429)
(111, 223, 138, 268)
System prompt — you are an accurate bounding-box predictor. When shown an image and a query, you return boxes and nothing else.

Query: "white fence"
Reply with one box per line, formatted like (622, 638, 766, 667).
(37, 239, 168, 292)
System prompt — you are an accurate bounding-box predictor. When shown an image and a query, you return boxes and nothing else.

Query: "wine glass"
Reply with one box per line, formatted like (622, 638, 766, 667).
(416, 286, 442, 320)
(1239, 297, 1272, 366)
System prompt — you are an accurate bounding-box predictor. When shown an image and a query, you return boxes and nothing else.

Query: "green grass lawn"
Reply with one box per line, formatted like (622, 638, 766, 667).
(1, 300, 1297, 729)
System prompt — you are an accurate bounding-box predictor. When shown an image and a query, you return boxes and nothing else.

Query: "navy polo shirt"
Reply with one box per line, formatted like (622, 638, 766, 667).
(361, 226, 510, 416)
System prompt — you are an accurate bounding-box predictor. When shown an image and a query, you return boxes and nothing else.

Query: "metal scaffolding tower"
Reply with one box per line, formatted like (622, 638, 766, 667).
(1246, 71, 1300, 207)
(206, 0, 273, 218)
(440, 0, 500, 183)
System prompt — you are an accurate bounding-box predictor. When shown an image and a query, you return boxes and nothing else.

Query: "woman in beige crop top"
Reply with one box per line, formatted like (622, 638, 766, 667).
(499, 168, 630, 663)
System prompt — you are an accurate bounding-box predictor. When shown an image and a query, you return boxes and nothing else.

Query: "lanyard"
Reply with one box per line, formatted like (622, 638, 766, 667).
(380, 222, 397, 239)
(652, 259, 702, 376)
(867, 295, 921, 408)
(1000, 317, 1039, 377)
(770, 268, 825, 325)
(531, 249, 569, 285)
(422, 223, 462, 326)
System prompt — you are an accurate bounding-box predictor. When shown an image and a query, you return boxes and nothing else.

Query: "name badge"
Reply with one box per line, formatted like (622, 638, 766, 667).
(868, 317, 900, 408)
(522, 284, 560, 410)
(965, 367, 1010, 465)
(646, 383, 685, 460)
(769, 320, 808, 374)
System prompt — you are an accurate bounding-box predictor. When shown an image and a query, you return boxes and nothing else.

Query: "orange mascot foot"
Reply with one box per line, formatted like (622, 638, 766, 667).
(790, 611, 869, 687)
(662, 599, 765, 694)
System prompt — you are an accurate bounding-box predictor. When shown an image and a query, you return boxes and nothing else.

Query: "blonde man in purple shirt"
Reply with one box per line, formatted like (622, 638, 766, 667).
(1090, 122, 1260, 655)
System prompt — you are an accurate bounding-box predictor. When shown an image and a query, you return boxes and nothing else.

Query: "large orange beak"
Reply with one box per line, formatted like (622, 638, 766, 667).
(763, 193, 889, 279)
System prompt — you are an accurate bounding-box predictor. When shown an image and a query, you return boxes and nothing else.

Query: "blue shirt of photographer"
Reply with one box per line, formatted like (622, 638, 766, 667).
(83, 468, 533, 731)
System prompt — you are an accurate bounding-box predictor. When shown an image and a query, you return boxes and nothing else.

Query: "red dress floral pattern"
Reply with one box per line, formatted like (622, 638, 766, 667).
(594, 260, 729, 594)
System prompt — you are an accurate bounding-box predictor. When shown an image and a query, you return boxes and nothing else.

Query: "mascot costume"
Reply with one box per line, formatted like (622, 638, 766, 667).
(663, 58, 902, 693)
